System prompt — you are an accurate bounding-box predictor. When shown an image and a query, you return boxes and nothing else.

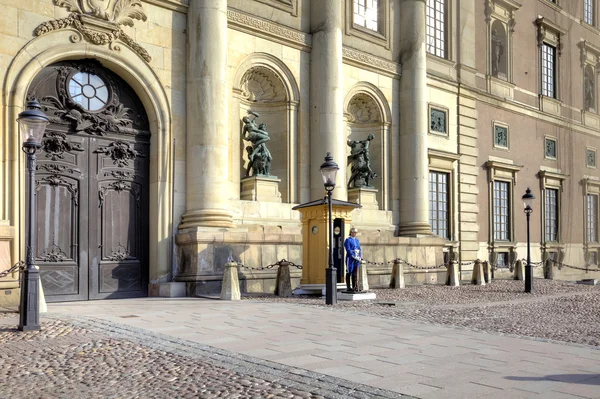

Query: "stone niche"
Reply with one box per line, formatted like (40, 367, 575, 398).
(236, 65, 295, 203)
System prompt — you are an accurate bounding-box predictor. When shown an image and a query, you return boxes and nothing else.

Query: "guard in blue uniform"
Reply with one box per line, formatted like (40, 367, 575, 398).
(344, 227, 362, 292)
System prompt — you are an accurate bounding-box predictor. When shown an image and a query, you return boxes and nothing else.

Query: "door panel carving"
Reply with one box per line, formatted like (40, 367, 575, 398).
(27, 59, 150, 302)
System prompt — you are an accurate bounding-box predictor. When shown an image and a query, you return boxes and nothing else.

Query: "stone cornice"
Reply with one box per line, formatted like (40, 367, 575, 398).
(227, 8, 311, 51)
(143, 0, 188, 13)
(342, 47, 402, 78)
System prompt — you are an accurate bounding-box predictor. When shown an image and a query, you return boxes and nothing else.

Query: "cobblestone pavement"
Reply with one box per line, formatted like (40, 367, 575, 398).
(0, 315, 409, 399)
(244, 280, 600, 347)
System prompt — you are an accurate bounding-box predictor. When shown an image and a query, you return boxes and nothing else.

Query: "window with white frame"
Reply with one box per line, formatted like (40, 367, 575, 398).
(584, 0, 595, 25)
(429, 171, 450, 239)
(493, 181, 510, 241)
(545, 188, 558, 242)
(426, 0, 446, 58)
(541, 43, 556, 98)
(588, 194, 598, 243)
(353, 0, 379, 32)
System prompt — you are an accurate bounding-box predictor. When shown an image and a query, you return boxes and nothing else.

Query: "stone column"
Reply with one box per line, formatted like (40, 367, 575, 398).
(398, 0, 431, 236)
(180, 0, 233, 228)
(309, 0, 346, 200)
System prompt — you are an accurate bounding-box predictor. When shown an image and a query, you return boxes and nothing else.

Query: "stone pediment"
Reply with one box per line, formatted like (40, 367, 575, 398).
(34, 0, 151, 63)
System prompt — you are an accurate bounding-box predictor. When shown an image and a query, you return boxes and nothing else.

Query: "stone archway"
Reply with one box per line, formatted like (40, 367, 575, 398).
(344, 83, 392, 210)
(3, 32, 173, 295)
(232, 53, 300, 204)
(26, 60, 151, 301)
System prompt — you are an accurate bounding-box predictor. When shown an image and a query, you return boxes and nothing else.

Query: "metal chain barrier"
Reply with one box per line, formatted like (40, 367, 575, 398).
(363, 258, 447, 270)
(547, 258, 600, 272)
(232, 258, 302, 271)
(0, 261, 25, 279)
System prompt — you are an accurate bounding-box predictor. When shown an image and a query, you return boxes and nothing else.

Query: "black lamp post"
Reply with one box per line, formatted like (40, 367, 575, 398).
(522, 187, 535, 293)
(320, 152, 339, 305)
(17, 98, 49, 331)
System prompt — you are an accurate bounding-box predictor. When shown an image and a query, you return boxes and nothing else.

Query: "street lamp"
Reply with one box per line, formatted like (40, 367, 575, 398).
(17, 98, 49, 331)
(320, 152, 339, 305)
(522, 187, 535, 293)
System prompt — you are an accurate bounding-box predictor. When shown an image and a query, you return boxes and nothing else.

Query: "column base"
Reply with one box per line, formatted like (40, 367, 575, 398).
(240, 175, 282, 203)
(348, 187, 379, 210)
(397, 222, 432, 237)
(148, 282, 186, 297)
(180, 209, 234, 229)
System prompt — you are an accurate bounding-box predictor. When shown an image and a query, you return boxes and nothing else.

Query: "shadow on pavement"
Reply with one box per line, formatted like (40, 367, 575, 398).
(506, 374, 600, 385)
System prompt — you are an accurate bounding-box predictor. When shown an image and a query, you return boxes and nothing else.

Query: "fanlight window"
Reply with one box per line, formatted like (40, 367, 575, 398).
(68, 72, 109, 111)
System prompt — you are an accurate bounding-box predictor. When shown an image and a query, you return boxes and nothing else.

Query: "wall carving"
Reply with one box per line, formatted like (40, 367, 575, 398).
(94, 141, 144, 168)
(39, 244, 69, 263)
(342, 47, 401, 77)
(241, 67, 287, 102)
(227, 9, 311, 50)
(42, 132, 85, 161)
(107, 245, 133, 261)
(98, 181, 141, 208)
(347, 94, 381, 123)
(36, 174, 80, 206)
(38, 62, 149, 136)
(34, 0, 151, 62)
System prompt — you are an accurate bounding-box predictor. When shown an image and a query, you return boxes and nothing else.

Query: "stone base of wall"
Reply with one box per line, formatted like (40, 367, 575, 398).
(175, 224, 448, 295)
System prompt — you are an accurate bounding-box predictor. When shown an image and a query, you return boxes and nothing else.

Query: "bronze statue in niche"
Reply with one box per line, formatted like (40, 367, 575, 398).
(242, 111, 273, 177)
(347, 134, 377, 189)
(490, 21, 508, 80)
(584, 66, 595, 111)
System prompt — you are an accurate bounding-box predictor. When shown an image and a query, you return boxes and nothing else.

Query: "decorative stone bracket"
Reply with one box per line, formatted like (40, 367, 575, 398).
(34, 0, 151, 62)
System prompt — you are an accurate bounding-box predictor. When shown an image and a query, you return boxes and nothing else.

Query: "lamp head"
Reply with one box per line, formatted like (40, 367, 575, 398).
(320, 152, 339, 192)
(522, 187, 535, 213)
(17, 98, 49, 149)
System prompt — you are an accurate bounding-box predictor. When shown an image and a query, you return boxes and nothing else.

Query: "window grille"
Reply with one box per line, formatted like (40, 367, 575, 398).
(493, 181, 510, 241)
(429, 171, 450, 239)
(496, 252, 509, 268)
(426, 0, 446, 58)
(587, 194, 598, 243)
(584, 0, 594, 25)
(353, 0, 379, 32)
(541, 43, 556, 98)
(545, 188, 558, 242)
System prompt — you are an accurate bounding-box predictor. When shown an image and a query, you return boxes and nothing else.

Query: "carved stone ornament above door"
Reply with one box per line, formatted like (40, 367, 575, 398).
(34, 0, 151, 63)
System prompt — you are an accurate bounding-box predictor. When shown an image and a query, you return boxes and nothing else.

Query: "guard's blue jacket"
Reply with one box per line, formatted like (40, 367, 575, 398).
(344, 236, 362, 274)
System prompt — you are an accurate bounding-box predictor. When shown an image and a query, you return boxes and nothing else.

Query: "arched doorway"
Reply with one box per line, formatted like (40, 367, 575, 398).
(27, 59, 150, 301)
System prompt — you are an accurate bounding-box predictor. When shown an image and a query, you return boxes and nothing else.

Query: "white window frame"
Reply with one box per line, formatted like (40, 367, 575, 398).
(539, 170, 566, 246)
(584, 178, 600, 265)
(345, 0, 390, 48)
(536, 17, 565, 101)
(429, 171, 451, 239)
(584, 0, 595, 26)
(428, 149, 460, 243)
(352, 0, 379, 32)
(486, 160, 521, 255)
(541, 43, 557, 98)
(426, 0, 447, 58)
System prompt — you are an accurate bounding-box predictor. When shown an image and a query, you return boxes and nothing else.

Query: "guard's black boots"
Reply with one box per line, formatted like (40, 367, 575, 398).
(345, 273, 351, 291)
(351, 273, 358, 292)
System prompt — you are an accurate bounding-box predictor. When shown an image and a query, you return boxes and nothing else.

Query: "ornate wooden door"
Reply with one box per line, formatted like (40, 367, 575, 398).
(27, 60, 150, 302)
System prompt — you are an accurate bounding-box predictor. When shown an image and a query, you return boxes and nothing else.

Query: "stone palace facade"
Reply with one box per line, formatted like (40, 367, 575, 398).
(1, 0, 600, 304)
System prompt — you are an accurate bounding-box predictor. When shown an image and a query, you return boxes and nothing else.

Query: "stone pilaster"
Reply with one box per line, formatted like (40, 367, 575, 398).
(398, 0, 431, 236)
(457, 90, 479, 263)
(309, 0, 346, 200)
(180, 0, 233, 228)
